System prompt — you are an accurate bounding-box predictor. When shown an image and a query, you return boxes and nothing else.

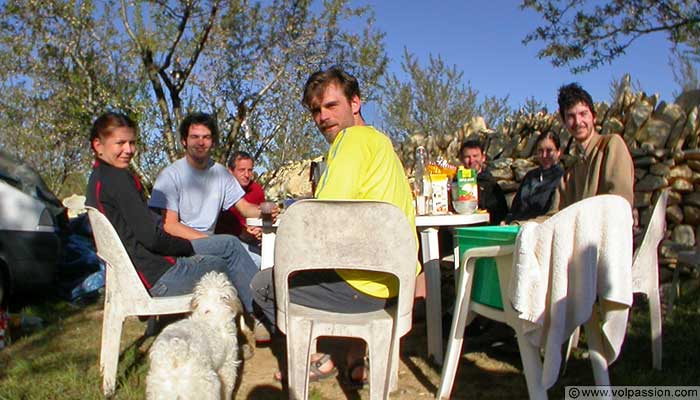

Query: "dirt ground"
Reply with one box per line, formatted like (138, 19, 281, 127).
(232, 313, 537, 400)
(229, 270, 593, 400)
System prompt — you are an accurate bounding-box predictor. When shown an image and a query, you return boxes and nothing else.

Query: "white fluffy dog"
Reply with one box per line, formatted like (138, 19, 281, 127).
(146, 272, 245, 400)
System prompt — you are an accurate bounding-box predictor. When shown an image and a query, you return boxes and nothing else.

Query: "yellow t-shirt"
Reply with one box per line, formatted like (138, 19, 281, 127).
(315, 125, 418, 298)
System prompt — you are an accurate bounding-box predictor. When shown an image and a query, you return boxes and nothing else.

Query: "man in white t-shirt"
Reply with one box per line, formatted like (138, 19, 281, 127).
(149, 112, 272, 342)
(150, 112, 261, 237)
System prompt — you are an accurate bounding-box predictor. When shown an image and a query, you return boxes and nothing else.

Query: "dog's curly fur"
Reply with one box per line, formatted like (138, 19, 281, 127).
(146, 272, 244, 400)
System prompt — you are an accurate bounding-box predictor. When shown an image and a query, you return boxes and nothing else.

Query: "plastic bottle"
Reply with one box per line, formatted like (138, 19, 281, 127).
(414, 146, 431, 214)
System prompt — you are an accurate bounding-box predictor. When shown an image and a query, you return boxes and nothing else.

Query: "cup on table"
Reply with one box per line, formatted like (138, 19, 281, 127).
(260, 201, 275, 227)
(415, 195, 427, 215)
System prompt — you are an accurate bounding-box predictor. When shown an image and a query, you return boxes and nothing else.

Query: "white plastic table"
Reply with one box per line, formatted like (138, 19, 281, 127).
(245, 217, 278, 270)
(247, 211, 490, 366)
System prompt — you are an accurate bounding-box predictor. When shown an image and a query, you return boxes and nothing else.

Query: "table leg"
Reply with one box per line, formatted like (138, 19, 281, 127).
(260, 229, 276, 270)
(420, 227, 443, 365)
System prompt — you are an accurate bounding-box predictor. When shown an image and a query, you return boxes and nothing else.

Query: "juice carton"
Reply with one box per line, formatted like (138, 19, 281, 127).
(428, 173, 449, 214)
(455, 167, 479, 203)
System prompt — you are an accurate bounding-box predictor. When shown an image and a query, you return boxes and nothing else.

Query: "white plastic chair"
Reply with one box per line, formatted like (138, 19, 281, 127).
(564, 189, 668, 371)
(438, 195, 633, 400)
(436, 244, 550, 399)
(273, 199, 417, 400)
(63, 195, 192, 397)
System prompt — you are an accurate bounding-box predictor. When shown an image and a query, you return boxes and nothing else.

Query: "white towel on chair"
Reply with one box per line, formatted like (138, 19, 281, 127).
(508, 194, 633, 389)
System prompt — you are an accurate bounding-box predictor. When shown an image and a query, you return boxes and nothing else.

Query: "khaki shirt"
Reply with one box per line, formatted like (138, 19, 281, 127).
(550, 132, 634, 213)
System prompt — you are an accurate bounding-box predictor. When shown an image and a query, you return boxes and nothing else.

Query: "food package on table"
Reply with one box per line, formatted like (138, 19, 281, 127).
(455, 167, 479, 203)
(426, 162, 457, 180)
(428, 173, 449, 215)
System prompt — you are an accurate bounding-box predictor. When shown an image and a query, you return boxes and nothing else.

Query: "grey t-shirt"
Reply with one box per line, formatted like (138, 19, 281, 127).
(149, 158, 244, 235)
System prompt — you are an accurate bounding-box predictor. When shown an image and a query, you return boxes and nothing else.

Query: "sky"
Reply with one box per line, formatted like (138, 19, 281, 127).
(356, 0, 680, 124)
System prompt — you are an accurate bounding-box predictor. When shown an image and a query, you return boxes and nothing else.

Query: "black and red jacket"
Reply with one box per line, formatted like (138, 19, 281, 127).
(86, 159, 194, 287)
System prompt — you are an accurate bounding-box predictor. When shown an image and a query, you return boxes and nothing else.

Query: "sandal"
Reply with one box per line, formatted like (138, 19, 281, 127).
(274, 353, 338, 383)
(343, 356, 369, 389)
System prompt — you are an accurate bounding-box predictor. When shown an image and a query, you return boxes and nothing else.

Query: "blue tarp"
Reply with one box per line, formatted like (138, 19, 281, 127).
(56, 214, 104, 302)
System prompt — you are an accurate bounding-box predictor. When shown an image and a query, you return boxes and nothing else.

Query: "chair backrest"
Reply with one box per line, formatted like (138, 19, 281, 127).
(273, 199, 417, 328)
(83, 206, 154, 303)
(631, 189, 669, 291)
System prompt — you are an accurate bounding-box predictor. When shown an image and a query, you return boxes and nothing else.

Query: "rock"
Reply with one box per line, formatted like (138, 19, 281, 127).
(668, 190, 682, 205)
(640, 206, 653, 227)
(637, 119, 672, 148)
(630, 99, 654, 129)
(634, 192, 651, 208)
(633, 156, 657, 168)
(630, 148, 648, 158)
(511, 158, 536, 169)
(261, 158, 315, 201)
(634, 168, 647, 181)
(664, 104, 689, 150)
(649, 163, 670, 177)
(684, 192, 700, 207)
(672, 178, 693, 192)
(683, 206, 700, 225)
(489, 157, 513, 170)
(490, 167, 514, 181)
(657, 102, 685, 126)
(601, 117, 624, 135)
(668, 164, 694, 181)
(672, 224, 696, 248)
(666, 205, 684, 225)
(673, 150, 686, 163)
(635, 175, 668, 192)
(649, 148, 668, 159)
(688, 160, 700, 172)
(660, 240, 679, 259)
(675, 89, 700, 111)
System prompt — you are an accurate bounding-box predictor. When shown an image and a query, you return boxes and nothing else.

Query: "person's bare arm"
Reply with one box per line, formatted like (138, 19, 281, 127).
(234, 198, 263, 218)
(161, 209, 208, 240)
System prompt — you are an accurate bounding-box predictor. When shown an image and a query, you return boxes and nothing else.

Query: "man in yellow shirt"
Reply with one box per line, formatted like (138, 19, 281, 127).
(251, 66, 416, 386)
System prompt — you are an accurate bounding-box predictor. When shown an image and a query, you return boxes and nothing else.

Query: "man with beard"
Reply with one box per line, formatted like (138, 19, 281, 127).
(149, 112, 271, 343)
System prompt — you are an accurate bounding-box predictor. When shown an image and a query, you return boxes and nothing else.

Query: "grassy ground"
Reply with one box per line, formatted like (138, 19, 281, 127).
(1, 285, 699, 399)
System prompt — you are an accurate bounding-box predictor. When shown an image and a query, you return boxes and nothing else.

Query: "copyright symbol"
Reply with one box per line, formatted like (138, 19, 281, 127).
(569, 387, 580, 399)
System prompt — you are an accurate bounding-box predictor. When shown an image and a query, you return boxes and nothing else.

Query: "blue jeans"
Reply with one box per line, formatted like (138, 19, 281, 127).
(150, 235, 258, 313)
(245, 243, 262, 269)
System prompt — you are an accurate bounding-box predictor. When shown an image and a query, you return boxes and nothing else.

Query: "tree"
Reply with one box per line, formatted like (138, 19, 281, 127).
(0, 0, 147, 197)
(0, 0, 387, 195)
(378, 49, 480, 143)
(522, 0, 700, 73)
(671, 49, 700, 96)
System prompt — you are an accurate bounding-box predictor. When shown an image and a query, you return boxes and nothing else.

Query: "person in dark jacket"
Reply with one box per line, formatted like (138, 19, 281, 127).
(85, 112, 258, 312)
(507, 131, 564, 223)
(459, 140, 508, 224)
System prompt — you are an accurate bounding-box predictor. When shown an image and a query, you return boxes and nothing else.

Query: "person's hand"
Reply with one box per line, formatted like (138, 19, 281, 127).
(271, 204, 280, 223)
(246, 225, 263, 241)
